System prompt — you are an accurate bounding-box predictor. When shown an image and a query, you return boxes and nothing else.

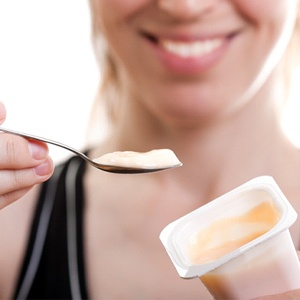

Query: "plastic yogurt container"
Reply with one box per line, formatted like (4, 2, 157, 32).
(160, 176, 300, 299)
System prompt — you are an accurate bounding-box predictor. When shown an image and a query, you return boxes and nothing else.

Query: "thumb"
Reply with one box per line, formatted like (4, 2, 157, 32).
(0, 101, 6, 125)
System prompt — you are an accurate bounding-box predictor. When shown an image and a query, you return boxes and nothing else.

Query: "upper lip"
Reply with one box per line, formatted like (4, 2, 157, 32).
(140, 28, 241, 44)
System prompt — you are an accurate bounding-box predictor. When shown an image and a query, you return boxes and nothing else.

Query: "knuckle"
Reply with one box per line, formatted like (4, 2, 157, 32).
(0, 134, 31, 168)
(5, 135, 18, 164)
(11, 169, 24, 188)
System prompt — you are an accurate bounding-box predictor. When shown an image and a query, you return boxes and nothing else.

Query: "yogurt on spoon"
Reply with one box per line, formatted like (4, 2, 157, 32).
(93, 149, 182, 170)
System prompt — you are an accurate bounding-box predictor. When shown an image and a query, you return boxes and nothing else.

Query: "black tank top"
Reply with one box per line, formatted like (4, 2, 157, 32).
(13, 155, 89, 299)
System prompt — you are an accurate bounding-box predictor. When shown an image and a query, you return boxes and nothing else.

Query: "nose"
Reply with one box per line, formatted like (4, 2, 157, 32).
(157, 0, 217, 20)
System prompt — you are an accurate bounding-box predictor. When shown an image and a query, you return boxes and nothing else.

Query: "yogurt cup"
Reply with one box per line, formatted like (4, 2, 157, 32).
(160, 176, 300, 299)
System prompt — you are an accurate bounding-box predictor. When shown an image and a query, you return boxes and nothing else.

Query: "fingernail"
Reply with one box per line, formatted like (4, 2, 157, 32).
(34, 161, 52, 176)
(28, 141, 48, 160)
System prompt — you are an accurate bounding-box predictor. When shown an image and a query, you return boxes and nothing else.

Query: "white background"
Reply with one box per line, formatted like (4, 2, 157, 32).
(0, 1, 299, 164)
(0, 1, 99, 163)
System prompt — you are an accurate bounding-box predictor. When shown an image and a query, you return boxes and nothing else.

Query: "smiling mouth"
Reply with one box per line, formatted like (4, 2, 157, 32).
(143, 32, 236, 59)
(160, 39, 223, 58)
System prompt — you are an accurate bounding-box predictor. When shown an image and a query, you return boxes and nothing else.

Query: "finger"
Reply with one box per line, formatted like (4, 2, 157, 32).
(0, 101, 6, 124)
(0, 134, 49, 169)
(0, 156, 53, 196)
(0, 187, 32, 209)
(253, 289, 300, 300)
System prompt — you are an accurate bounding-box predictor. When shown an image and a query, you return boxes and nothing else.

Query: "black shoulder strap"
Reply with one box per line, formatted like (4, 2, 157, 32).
(13, 156, 88, 299)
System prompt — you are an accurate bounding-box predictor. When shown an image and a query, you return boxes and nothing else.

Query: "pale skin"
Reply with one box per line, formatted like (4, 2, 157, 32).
(1, 0, 300, 299)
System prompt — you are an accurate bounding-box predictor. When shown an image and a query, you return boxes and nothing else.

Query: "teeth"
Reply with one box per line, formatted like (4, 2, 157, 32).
(160, 39, 222, 58)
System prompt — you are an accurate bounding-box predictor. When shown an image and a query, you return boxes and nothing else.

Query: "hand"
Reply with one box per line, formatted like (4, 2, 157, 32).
(253, 251, 300, 299)
(253, 289, 300, 299)
(0, 102, 54, 209)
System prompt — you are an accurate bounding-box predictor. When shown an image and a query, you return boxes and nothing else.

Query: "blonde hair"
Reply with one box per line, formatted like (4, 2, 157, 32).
(88, 0, 120, 123)
(283, 9, 300, 96)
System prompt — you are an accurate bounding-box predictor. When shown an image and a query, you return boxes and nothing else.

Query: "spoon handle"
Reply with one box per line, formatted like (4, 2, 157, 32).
(0, 126, 182, 174)
(0, 126, 89, 162)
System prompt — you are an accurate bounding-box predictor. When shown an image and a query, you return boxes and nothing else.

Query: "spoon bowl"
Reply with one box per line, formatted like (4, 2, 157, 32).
(0, 127, 182, 174)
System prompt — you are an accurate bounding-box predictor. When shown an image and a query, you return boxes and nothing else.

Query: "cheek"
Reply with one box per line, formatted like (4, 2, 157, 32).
(233, 0, 298, 21)
(90, 0, 150, 49)
(90, 0, 149, 23)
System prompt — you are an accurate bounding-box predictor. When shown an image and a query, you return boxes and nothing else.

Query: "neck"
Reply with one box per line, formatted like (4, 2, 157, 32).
(108, 81, 296, 204)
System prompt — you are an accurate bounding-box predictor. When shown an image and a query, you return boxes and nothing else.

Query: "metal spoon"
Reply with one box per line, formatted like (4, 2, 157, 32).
(0, 127, 182, 174)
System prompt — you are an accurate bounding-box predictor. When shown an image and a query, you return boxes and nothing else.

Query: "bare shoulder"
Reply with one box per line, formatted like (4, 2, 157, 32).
(0, 186, 39, 299)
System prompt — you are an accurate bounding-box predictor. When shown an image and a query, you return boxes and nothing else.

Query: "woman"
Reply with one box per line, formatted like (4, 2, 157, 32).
(0, 0, 300, 298)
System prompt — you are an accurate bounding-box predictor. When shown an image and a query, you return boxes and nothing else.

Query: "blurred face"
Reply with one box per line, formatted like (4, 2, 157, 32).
(90, 0, 299, 125)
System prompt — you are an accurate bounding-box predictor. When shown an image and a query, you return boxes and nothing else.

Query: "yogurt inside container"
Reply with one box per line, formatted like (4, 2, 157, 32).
(160, 176, 300, 299)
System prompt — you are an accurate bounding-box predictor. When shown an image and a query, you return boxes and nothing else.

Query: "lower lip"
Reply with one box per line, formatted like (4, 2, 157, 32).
(147, 38, 230, 75)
